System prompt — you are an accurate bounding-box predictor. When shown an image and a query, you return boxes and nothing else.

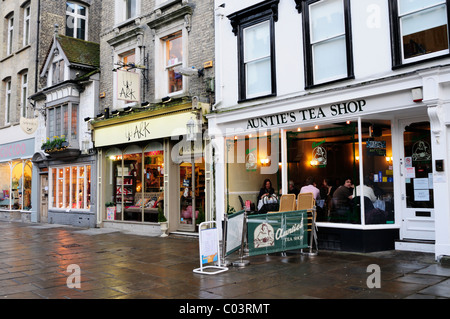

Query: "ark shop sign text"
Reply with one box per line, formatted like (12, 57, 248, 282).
(246, 99, 366, 129)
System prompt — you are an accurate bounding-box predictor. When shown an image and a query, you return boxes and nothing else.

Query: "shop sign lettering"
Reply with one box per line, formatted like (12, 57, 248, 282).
(125, 121, 151, 141)
(0, 142, 27, 159)
(246, 99, 366, 129)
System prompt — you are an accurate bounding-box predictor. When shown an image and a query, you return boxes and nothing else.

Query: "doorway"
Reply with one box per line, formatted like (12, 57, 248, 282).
(178, 159, 205, 232)
(40, 174, 49, 223)
(400, 120, 435, 241)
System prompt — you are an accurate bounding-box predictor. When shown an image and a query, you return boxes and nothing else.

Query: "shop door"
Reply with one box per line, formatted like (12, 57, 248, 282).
(400, 120, 435, 241)
(178, 159, 205, 232)
(40, 174, 48, 223)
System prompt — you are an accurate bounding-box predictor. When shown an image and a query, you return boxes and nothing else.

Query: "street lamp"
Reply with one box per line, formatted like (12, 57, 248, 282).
(186, 117, 196, 142)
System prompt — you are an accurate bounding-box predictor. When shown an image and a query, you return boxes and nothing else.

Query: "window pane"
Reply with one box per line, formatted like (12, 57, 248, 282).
(64, 167, 70, 208)
(51, 168, 57, 208)
(86, 166, 91, 209)
(58, 168, 64, 208)
(168, 65, 183, 93)
(71, 166, 77, 208)
(244, 21, 270, 62)
(55, 107, 61, 137)
(66, 16, 74, 37)
(71, 104, 78, 141)
(313, 36, 347, 83)
(49, 108, 55, 138)
(401, 5, 448, 59)
(310, 0, 345, 43)
(63, 104, 69, 138)
(166, 34, 182, 67)
(78, 4, 86, 16)
(66, 2, 76, 13)
(246, 58, 271, 97)
(399, 0, 444, 15)
(126, 0, 136, 19)
(78, 166, 85, 209)
(77, 18, 86, 40)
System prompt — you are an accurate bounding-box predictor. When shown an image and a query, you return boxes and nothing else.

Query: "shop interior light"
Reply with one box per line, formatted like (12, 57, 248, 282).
(310, 160, 319, 166)
(314, 125, 319, 129)
(260, 158, 270, 166)
(297, 128, 301, 132)
(386, 156, 392, 163)
(356, 156, 360, 161)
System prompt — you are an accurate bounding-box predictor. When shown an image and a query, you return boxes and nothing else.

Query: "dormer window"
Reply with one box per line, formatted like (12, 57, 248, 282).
(52, 59, 65, 85)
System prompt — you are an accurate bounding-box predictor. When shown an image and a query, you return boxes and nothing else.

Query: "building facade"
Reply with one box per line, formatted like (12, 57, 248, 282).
(209, 0, 450, 259)
(91, 0, 215, 235)
(0, 0, 102, 226)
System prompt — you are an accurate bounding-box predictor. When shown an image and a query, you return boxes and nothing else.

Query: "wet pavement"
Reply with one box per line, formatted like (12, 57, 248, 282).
(1, 220, 450, 302)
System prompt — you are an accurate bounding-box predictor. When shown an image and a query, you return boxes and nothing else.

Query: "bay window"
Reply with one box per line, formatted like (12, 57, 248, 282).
(47, 103, 78, 146)
(389, 0, 450, 67)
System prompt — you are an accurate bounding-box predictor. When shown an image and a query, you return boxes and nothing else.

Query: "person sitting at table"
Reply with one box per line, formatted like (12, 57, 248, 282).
(288, 180, 299, 196)
(354, 176, 377, 203)
(331, 177, 354, 218)
(257, 179, 275, 201)
(300, 176, 320, 200)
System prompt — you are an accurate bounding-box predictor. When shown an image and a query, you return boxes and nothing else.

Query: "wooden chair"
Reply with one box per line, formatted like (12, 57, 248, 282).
(297, 192, 318, 255)
(268, 194, 296, 213)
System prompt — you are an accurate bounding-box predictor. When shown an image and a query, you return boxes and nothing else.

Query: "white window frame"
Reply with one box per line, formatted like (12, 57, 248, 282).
(23, 4, 30, 47)
(7, 16, 14, 55)
(21, 72, 28, 118)
(66, 1, 88, 40)
(5, 80, 11, 124)
(49, 164, 91, 211)
(115, 0, 140, 24)
(154, 25, 187, 100)
(243, 20, 272, 100)
(47, 103, 78, 144)
(398, 0, 449, 64)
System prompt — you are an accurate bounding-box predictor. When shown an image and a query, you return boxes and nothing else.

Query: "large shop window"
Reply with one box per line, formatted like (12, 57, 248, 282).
(105, 142, 164, 223)
(0, 160, 32, 211)
(301, 0, 354, 87)
(225, 133, 280, 214)
(228, 0, 278, 102)
(50, 164, 91, 210)
(287, 121, 394, 225)
(389, 0, 450, 67)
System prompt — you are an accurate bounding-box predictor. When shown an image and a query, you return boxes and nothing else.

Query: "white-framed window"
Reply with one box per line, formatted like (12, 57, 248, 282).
(5, 80, 11, 124)
(302, 0, 353, 87)
(228, 0, 278, 101)
(50, 164, 91, 210)
(66, 2, 88, 40)
(21, 72, 28, 118)
(116, 0, 140, 24)
(7, 15, 14, 55)
(390, 0, 449, 67)
(243, 20, 272, 99)
(23, 4, 30, 46)
(164, 31, 183, 95)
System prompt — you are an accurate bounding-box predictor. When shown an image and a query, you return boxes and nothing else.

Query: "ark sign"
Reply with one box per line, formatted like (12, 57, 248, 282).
(246, 99, 366, 129)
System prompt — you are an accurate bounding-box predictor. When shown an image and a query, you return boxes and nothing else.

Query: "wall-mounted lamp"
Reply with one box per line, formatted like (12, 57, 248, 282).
(96, 113, 105, 119)
(186, 117, 196, 142)
(385, 156, 393, 163)
(84, 117, 92, 122)
(123, 106, 133, 113)
(162, 96, 172, 103)
(260, 158, 270, 166)
(111, 110, 120, 117)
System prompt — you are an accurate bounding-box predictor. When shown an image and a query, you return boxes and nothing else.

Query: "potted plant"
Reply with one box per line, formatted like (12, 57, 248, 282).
(158, 206, 168, 237)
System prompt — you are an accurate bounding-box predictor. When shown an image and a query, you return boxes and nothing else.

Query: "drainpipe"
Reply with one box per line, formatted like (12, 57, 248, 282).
(35, 0, 41, 93)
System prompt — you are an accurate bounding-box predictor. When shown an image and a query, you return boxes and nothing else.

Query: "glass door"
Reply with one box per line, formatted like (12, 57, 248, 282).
(400, 120, 435, 241)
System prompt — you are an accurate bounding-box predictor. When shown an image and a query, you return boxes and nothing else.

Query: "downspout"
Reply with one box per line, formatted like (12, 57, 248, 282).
(35, 0, 41, 92)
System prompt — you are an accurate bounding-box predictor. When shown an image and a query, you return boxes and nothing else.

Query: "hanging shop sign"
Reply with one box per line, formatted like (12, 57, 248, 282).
(117, 70, 140, 103)
(246, 210, 308, 256)
(244, 99, 367, 130)
(20, 117, 39, 135)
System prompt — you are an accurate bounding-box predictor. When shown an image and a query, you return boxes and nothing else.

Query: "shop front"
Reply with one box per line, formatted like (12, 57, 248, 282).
(93, 104, 211, 235)
(210, 84, 447, 253)
(0, 138, 35, 221)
